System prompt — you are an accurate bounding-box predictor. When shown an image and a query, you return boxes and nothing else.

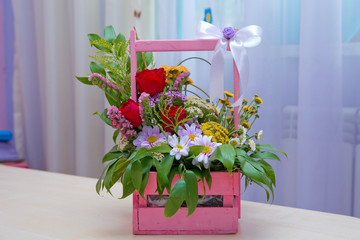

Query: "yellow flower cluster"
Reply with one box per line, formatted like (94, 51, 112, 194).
(200, 121, 229, 144)
(160, 65, 189, 80)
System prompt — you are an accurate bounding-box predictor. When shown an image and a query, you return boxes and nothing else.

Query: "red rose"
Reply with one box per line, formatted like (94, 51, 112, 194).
(161, 106, 187, 133)
(119, 99, 142, 128)
(136, 68, 166, 96)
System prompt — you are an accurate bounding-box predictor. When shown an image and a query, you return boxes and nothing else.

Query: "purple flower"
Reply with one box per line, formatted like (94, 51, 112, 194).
(178, 123, 202, 145)
(222, 27, 235, 39)
(192, 135, 221, 169)
(133, 125, 166, 149)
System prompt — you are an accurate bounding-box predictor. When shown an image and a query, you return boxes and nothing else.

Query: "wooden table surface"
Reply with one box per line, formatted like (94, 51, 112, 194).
(0, 165, 359, 240)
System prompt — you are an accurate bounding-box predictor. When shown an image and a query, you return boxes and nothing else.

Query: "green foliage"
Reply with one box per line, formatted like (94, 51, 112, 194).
(209, 144, 235, 174)
(77, 25, 156, 106)
(164, 179, 186, 218)
(93, 109, 113, 128)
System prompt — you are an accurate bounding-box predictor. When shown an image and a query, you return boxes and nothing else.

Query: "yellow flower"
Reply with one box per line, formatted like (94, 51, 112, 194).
(242, 98, 248, 104)
(230, 109, 235, 114)
(250, 109, 257, 115)
(200, 121, 229, 144)
(219, 99, 226, 104)
(160, 65, 190, 80)
(226, 116, 232, 122)
(185, 78, 194, 85)
(241, 121, 251, 129)
(242, 105, 250, 112)
(254, 97, 263, 104)
(224, 91, 234, 98)
(226, 100, 232, 107)
(165, 80, 170, 86)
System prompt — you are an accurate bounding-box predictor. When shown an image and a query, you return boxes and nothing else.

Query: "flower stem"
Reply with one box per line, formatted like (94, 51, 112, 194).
(189, 84, 210, 98)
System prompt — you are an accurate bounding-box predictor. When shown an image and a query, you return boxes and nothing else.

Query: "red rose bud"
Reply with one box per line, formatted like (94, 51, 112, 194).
(136, 68, 166, 96)
(160, 106, 187, 133)
(119, 99, 142, 128)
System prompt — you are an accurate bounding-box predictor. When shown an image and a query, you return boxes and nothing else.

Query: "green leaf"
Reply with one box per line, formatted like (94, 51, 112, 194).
(89, 61, 106, 76)
(96, 161, 113, 194)
(144, 52, 152, 66)
(104, 25, 116, 42)
(210, 144, 235, 174)
(102, 150, 122, 163)
(113, 129, 120, 144)
(75, 76, 93, 85)
(237, 151, 264, 182)
(257, 144, 287, 158)
(251, 151, 280, 161)
(131, 160, 143, 190)
(120, 163, 135, 198)
(88, 33, 101, 42)
(141, 156, 153, 174)
(88, 33, 111, 51)
(105, 92, 118, 106)
(93, 109, 113, 127)
(115, 33, 126, 44)
(259, 160, 276, 187)
(150, 143, 172, 153)
(139, 171, 150, 198)
(160, 155, 174, 177)
(137, 52, 145, 70)
(184, 171, 198, 216)
(189, 145, 204, 156)
(168, 166, 178, 186)
(103, 159, 119, 192)
(111, 159, 130, 186)
(154, 160, 170, 192)
(204, 168, 212, 189)
(128, 147, 149, 161)
(164, 179, 186, 218)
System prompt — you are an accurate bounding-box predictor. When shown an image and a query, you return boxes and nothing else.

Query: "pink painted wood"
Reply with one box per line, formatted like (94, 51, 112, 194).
(133, 172, 240, 235)
(129, 30, 243, 234)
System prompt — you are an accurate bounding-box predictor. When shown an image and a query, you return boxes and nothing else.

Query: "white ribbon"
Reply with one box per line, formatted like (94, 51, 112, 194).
(196, 21, 262, 107)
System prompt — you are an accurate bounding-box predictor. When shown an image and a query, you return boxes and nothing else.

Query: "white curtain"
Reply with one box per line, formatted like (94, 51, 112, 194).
(12, 0, 155, 176)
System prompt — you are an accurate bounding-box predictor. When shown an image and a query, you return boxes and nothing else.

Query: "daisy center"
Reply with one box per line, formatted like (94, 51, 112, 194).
(230, 140, 238, 147)
(147, 136, 158, 144)
(176, 144, 183, 150)
(202, 146, 212, 154)
(189, 134, 196, 141)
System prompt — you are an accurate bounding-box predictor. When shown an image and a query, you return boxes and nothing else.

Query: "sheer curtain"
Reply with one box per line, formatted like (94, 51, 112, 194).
(11, 0, 155, 176)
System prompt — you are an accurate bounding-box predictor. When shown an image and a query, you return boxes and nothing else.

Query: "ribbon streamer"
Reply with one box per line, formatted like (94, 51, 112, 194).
(196, 21, 262, 107)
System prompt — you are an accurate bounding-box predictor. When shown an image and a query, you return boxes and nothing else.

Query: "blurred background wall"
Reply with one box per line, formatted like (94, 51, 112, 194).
(1, 0, 360, 217)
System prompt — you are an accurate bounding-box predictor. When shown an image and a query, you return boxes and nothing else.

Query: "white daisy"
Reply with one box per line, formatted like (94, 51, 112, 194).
(256, 130, 263, 140)
(167, 135, 190, 160)
(229, 138, 241, 148)
(249, 139, 256, 152)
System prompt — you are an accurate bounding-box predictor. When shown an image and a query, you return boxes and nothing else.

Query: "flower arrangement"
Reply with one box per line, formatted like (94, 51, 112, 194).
(77, 26, 286, 218)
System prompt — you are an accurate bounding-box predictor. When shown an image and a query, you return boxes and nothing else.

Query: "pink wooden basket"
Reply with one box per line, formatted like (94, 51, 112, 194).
(130, 30, 241, 234)
(133, 172, 240, 234)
